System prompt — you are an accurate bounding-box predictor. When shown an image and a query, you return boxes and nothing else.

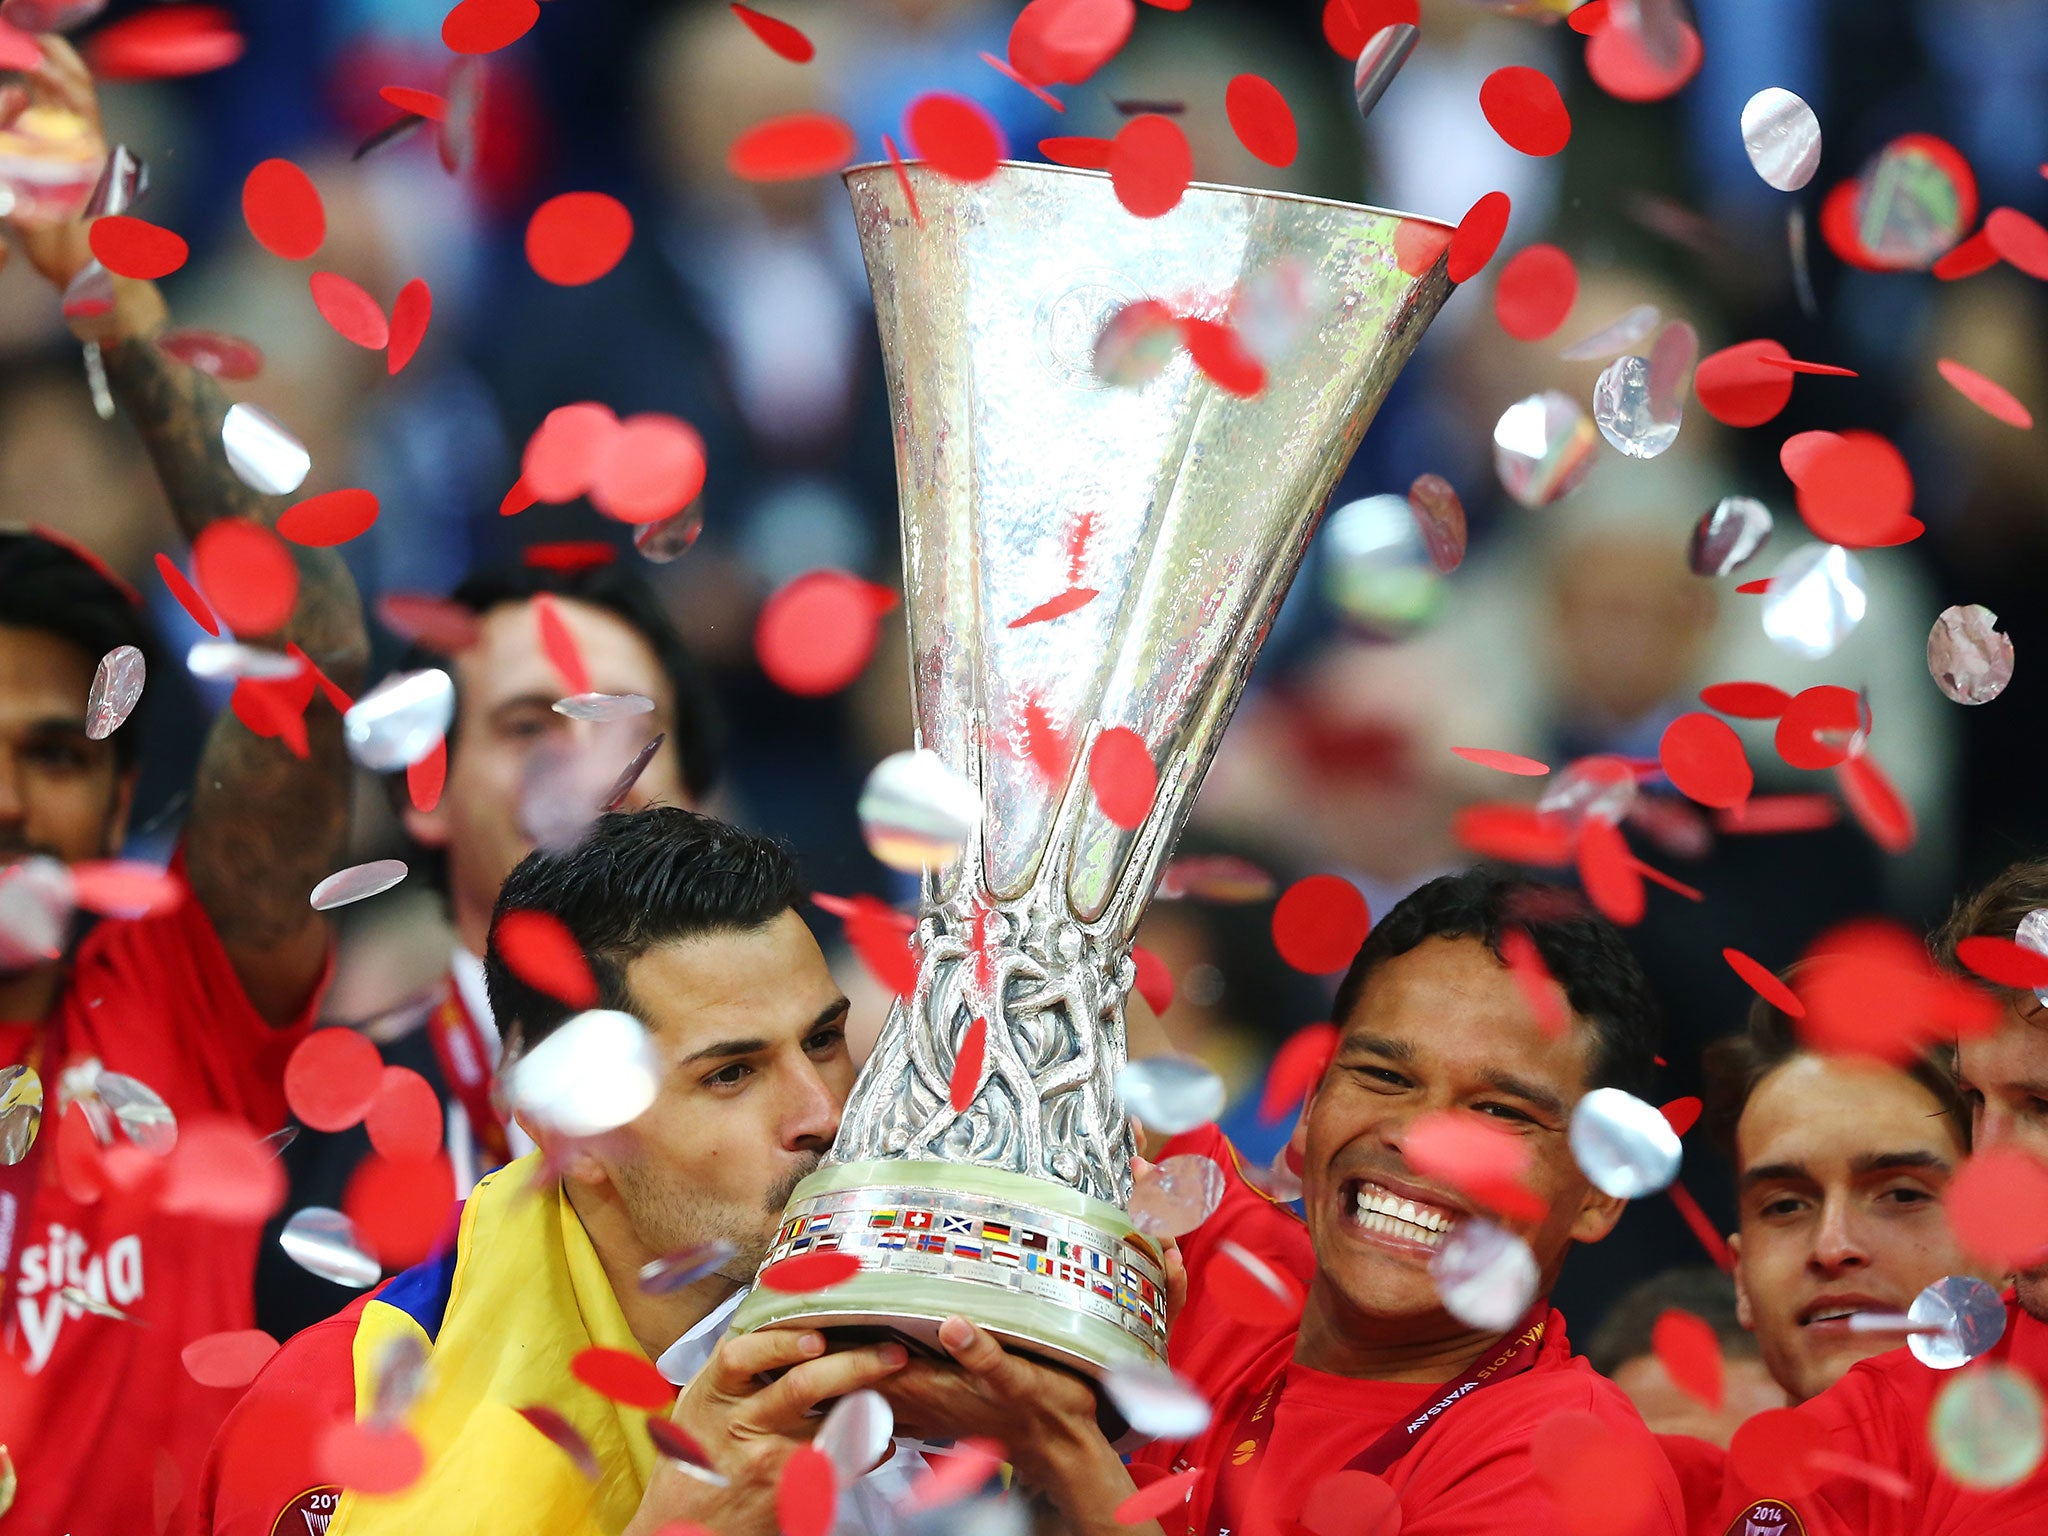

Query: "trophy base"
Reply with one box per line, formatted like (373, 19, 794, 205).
(731, 1160, 1170, 1378)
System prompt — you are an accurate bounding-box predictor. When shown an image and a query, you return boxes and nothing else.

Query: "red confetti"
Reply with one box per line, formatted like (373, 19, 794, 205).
(408, 739, 447, 813)
(1132, 945, 1173, 1016)
(1446, 192, 1511, 283)
(88, 216, 188, 281)
(1946, 1146, 2048, 1269)
(756, 570, 891, 696)
(1393, 218, 1454, 277)
(1532, 1411, 1666, 1532)
(727, 112, 858, 182)
(1089, 727, 1157, 829)
(1796, 431, 1921, 547)
(591, 414, 707, 525)
(837, 894, 919, 997)
(160, 329, 264, 381)
(242, 159, 326, 261)
(1729, 1409, 1829, 1498)
(1695, 340, 1795, 428)
(1660, 1096, 1703, 1138)
(949, 1016, 988, 1112)
(1779, 430, 1840, 485)
(56, 1101, 105, 1205)
(1479, 66, 1570, 157)
(494, 908, 598, 1008)
(321, 1421, 425, 1494)
(903, 1439, 1004, 1510)
(346, 1150, 454, 1268)
(87, 5, 244, 80)
(1451, 746, 1549, 777)
(1651, 1308, 1724, 1411)
(1699, 681, 1791, 719)
(387, 279, 432, 375)
(776, 1444, 839, 1536)
(1986, 206, 2048, 281)
(1179, 317, 1265, 397)
(1225, 74, 1297, 167)
(71, 860, 184, 919)
(284, 1028, 385, 1133)
(380, 86, 448, 121)
(1716, 794, 1839, 836)
(1774, 685, 1860, 770)
(760, 1251, 862, 1294)
(1936, 357, 2033, 429)
(1109, 114, 1193, 218)
(1839, 754, 1915, 855)
(1211, 1239, 1303, 1325)
(526, 193, 634, 287)
(159, 1116, 286, 1223)
(571, 1346, 674, 1411)
(1259, 1022, 1338, 1122)
(1405, 1110, 1544, 1222)
(533, 592, 592, 695)
(1009, 0, 1135, 87)
(1010, 588, 1098, 628)
(366, 1066, 445, 1163)
(1933, 228, 2000, 281)
(182, 1329, 279, 1389)
(309, 271, 390, 351)
(1753, 356, 1856, 377)
(1502, 926, 1569, 1038)
(1116, 1467, 1203, 1525)
(1493, 243, 1577, 340)
(1658, 713, 1751, 810)
(906, 94, 1005, 183)
(1577, 819, 1645, 926)
(1322, 0, 1417, 58)
(278, 489, 378, 548)
(232, 673, 313, 758)
(523, 402, 621, 504)
(1040, 135, 1113, 170)
(0, 20, 40, 71)
(1723, 949, 1805, 1018)
(1300, 1470, 1401, 1536)
(1272, 874, 1370, 974)
(731, 4, 815, 63)
(193, 520, 298, 636)
(1792, 919, 1998, 1064)
(441, 0, 538, 56)
(524, 542, 616, 575)
(1453, 803, 1575, 867)
(882, 133, 924, 226)
(1585, 13, 1703, 103)
(1955, 935, 2048, 991)
(1567, 0, 1611, 33)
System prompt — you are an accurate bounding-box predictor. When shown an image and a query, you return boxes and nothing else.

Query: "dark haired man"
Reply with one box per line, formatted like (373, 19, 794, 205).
(0, 36, 364, 1535)
(201, 809, 917, 1536)
(1711, 860, 2048, 1536)
(877, 869, 1685, 1536)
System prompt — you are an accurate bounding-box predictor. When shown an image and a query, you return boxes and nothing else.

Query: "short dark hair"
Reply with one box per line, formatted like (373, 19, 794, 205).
(1700, 977, 1971, 1164)
(1583, 1266, 1758, 1376)
(1930, 858, 2048, 979)
(397, 559, 723, 801)
(485, 807, 802, 1056)
(0, 528, 157, 770)
(1330, 868, 1662, 1100)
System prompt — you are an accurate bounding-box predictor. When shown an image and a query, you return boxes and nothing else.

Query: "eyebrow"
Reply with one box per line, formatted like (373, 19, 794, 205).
(1340, 1032, 1414, 1062)
(1741, 1150, 1953, 1192)
(679, 997, 850, 1065)
(1340, 1033, 1567, 1119)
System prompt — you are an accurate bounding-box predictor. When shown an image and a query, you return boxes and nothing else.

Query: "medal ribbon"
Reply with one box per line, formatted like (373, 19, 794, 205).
(426, 982, 512, 1168)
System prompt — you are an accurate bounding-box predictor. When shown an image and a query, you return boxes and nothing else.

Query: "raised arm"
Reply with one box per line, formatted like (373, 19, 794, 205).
(4, 36, 366, 1023)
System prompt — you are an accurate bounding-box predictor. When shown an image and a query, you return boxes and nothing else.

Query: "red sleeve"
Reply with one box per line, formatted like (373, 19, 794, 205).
(195, 1298, 365, 1536)
(1657, 1434, 1730, 1536)
(1708, 1358, 1911, 1536)
(1157, 1124, 1313, 1293)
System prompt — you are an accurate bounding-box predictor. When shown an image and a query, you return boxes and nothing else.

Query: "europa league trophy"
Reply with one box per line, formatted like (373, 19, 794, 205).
(731, 161, 1453, 1376)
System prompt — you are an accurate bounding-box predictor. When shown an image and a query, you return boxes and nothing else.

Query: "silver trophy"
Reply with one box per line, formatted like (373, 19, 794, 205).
(732, 161, 1453, 1376)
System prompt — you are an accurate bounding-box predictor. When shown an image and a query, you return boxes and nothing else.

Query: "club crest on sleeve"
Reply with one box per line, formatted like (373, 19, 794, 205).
(1725, 1499, 1806, 1536)
(272, 1485, 342, 1535)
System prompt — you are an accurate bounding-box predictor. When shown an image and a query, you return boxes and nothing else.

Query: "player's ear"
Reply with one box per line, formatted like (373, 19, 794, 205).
(1730, 1233, 1754, 1330)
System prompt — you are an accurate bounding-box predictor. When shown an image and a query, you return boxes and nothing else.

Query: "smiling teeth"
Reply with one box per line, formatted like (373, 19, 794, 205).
(1353, 1183, 1454, 1247)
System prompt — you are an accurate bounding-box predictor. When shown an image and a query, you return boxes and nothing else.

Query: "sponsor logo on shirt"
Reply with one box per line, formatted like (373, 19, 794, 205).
(13, 1219, 144, 1372)
(271, 1485, 343, 1535)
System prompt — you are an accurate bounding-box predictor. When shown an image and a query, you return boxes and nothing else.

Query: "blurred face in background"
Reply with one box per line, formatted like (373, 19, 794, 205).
(1955, 1001, 2048, 1323)
(1730, 1054, 1971, 1402)
(1547, 532, 1718, 728)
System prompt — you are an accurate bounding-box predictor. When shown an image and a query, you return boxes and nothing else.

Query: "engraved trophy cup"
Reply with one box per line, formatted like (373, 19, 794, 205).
(731, 161, 1453, 1376)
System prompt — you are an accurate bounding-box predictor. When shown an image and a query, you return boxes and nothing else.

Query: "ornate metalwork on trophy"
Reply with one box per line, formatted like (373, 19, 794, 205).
(731, 159, 1454, 1377)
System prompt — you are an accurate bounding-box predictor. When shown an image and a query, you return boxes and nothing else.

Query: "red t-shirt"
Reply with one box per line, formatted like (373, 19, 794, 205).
(0, 879, 321, 1536)
(1710, 1298, 2048, 1536)
(1137, 1126, 1684, 1536)
(1657, 1433, 1728, 1536)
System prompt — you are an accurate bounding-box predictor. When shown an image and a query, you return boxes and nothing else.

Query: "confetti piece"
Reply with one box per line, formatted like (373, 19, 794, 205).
(523, 402, 621, 503)
(1226, 74, 1296, 167)
(242, 159, 326, 261)
(760, 1251, 862, 1293)
(181, 1329, 280, 1389)
(346, 1149, 454, 1269)
(160, 328, 265, 380)
(1272, 874, 1370, 975)
(1937, 357, 2033, 429)
(380, 85, 448, 121)
(1299, 1470, 1400, 1536)
(309, 271, 390, 350)
(1955, 935, 2048, 991)
(365, 1067, 444, 1162)
(441, 0, 538, 56)
(1578, 819, 1645, 926)
(1259, 1021, 1338, 1122)
(1089, 727, 1157, 828)
(1774, 685, 1860, 771)
(1723, 948, 1805, 1017)
(88, 216, 188, 280)
(193, 520, 298, 636)
(1753, 356, 1856, 376)
(571, 1347, 674, 1411)
(590, 414, 707, 525)
(1479, 66, 1570, 157)
(1660, 1096, 1703, 1137)
(1451, 746, 1549, 777)
(1109, 114, 1193, 218)
(1321, 0, 1417, 58)
(1493, 243, 1576, 340)
(1985, 207, 2048, 281)
(903, 1439, 1004, 1510)
(1568, 0, 1611, 33)
(533, 592, 592, 696)
(731, 3, 814, 63)
(756, 571, 891, 696)
(495, 909, 598, 1008)
(1839, 753, 1915, 854)
(1779, 429, 1839, 484)
(407, 740, 447, 813)
(1585, 12, 1702, 103)
(906, 93, 1005, 183)
(979, 48, 1065, 112)
(1652, 1308, 1724, 1410)
(161, 1117, 287, 1222)
(1040, 135, 1113, 169)
(1179, 317, 1264, 396)
(1447, 191, 1510, 283)
(1116, 1467, 1203, 1524)
(1533, 1411, 1667, 1531)
(1694, 339, 1794, 427)
(526, 192, 634, 286)
(1933, 228, 2000, 281)
(1454, 803, 1575, 867)
(1945, 1146, 2048, 1269)
(1010, 588, 1098, 628)
(1009, 0, 1135, 87)
(1405, 1110, 1543, 1221)
(285, 1028, 385, 1133)
(949, 1016, 987, 1112)
(1716, 794, 1839, 835)
(278, 489, 378, 547)
(1132, 946, 1173, 1015)
(1658, 713, 1752, 809)
(1699, 681, 1791, 719)
(1394, 217, 1454, 277)
(1211, 1240, 1303, 1325)
(387, 279, 432, 375)
(321, 1421, 425, 1494)
(87, 4, 243, 79)
(1796, 430, 1921, 548)
(727, 111, 859, 182)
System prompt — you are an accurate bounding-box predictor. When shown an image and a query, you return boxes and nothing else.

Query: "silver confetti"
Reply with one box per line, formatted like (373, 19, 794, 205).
(343, 668, 455, 771)
(1115, 1056, 1227, 1136)
(1646, 319, 1697, 429)
(2016, 909, 2048, 1007)
(859, 749, 982, 873)
(1762, 544, 1867, 660)
(1789, 206, 1820, 320)
(1093, 299, 1180, 388)
(1740, 88, 1822, 192)
(553, 692, 656, 723)
(602, 733, 666, 812)
(1129, 1153, 1228, 1239)
(634, 504, 703, 562)
(506, 1008, 660, 1138)
(1688, 496, 1773, 577)
(1559, 303, 1660, 362)
(1928, 604, 2014, 705)
(368, 1331, 429, 1428)
(1232, 258, 1324, 368)
(1909, 1275, 2009, 1371)
(280, 1206, 382, 1289)
(817, 1389, 895, 1481)
(1568, 1087, 1682, 1198)
(0, 855, 75, 973)
(1321, 494, 1443, 637)
(1352, 23, 1419, 121)
(1429, 1216, 1538, 1330)
(0, 1064, 43, 1165)
(58, 1285, 133, 1322)
(310, 859, 410, 911)
(1493, 390, 1597, 507)
(1854, 138, 1970, 269)
(95, 1071, 176, 1155)
(1931, 1365, 2045, 1490)
(186, 639, 304, 683)
(221, 403, 312, 497)
(60, 260, 114, 324)
(1101, 1361, 1212, 1439)
(1244, 1146, 1303, 1203)
(639, 1238, 739, 1295)
(85, 644, 146, 740)
(519, 736, 620, 852)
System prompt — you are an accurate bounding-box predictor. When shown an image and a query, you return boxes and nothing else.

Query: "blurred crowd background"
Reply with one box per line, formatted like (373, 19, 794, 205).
(6, 0, 2046, 1333)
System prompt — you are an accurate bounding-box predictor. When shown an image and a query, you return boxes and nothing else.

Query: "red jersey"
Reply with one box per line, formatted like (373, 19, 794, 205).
(0, 878, 321, 1536)
(1657, 1433, 1728, 1536)
(1137, 1126, 1684, 1536)
(1710, 1298, 2048, 1536)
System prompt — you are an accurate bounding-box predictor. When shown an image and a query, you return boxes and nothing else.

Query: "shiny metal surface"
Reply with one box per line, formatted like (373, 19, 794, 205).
(829, 160, 1453, 1213)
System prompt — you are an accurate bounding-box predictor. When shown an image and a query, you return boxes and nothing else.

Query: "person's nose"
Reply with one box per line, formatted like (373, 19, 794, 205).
(1808, 1192, 1871, 1276)
(1976, 1099, 2020, 1152)
(780, 1055, 842, 1155)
